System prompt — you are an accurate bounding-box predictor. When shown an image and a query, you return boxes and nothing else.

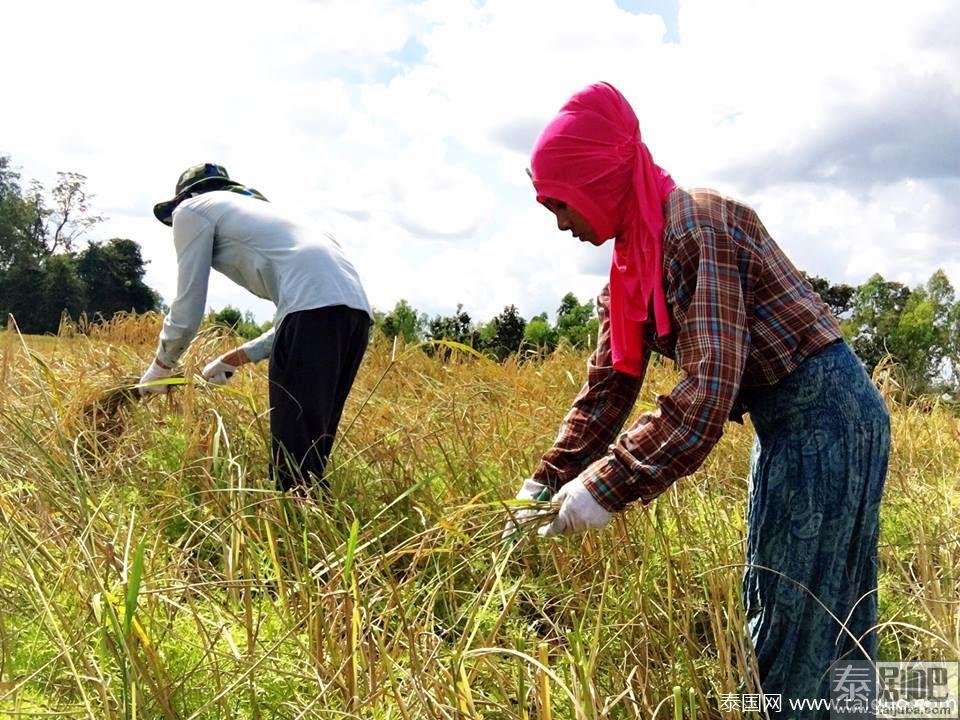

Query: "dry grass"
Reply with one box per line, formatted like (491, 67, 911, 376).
(0, 316, 957, 719)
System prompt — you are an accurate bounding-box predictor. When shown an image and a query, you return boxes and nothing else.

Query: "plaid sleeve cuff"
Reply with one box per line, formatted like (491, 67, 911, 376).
(580, 456, 632, 513)
(531, 461, 569, 493)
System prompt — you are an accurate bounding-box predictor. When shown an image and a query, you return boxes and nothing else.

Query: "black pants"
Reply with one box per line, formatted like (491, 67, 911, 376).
(268, 305, 370, 492)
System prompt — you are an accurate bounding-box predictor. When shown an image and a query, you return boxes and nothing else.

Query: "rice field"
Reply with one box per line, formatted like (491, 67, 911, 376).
(0, 314, 957, 719)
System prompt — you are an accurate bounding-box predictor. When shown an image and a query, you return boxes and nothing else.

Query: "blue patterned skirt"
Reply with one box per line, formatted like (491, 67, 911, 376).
(741, 340, 890, 716)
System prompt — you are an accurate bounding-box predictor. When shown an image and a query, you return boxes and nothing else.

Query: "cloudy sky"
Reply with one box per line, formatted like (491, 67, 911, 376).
(2, 0, 958, 324)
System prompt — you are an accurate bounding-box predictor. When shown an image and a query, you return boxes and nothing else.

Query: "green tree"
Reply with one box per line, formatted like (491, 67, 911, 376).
(212, 306, 243, 330)
(523, 311, 557, 352)
(1, 173, 36, 328)
(209, 306, 267, 341)
(481, 304, 526, 361)
(924, 269, 955, 328)
(947, 300, 960, 393)
(891, 289, 940, 395)
(40, 254, 86, 327)
(0, 157, 162, 334)
(0, 156, 42, 272)
(848, 270, 958, 397)
(427, 303, 476, 359)
(555, 292, 597, 349)
(477, 318, 497, 352)
(803, 273, 856, 319)
(428, 303, 474, 344)
(0, 261, 46, 332)
(379, 299, 426, 343)
(888, 271, 956, 395)
(76, 238, 161, 319)
(33, 172, 105, 256)
(848, 273, 911, 372)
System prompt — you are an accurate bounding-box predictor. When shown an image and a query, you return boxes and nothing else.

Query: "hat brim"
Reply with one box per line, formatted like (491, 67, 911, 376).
(153, 199, 180, 226)
(152, 177, 244, 226)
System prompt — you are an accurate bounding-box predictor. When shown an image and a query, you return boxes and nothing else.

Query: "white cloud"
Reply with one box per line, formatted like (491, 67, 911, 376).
(746, 179, 960, 290)
(1, 0, 957, 329)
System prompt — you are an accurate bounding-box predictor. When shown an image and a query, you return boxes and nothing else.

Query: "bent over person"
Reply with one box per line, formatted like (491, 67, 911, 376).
(139, 163, 372, 493)
(512, 83, 890, 715)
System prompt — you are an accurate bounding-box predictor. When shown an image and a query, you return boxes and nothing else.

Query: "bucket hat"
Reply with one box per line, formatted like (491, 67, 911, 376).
(153, 163, 243, 226)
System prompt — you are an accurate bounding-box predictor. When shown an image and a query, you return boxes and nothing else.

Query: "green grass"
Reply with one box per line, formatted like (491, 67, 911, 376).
(0, 320, 957, 719)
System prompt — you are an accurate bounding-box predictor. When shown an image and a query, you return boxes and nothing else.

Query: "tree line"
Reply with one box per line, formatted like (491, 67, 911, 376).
(0, 155, 160, 332)
(2, 154, 957, 399)
(838, 271, 959, 398)
(374, 293, 600, 361)
(378, 270, 960, 399)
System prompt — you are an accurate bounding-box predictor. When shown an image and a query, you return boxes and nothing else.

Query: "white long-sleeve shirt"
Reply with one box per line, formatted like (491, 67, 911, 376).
(156, 190, 371, 366)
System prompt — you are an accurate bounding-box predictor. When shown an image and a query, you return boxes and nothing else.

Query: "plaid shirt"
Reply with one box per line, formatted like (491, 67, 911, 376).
(533, 187, 842, 511)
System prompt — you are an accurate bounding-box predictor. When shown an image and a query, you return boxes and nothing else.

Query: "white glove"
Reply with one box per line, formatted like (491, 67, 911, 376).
(501, 478, 551, 541)
(202, 355, 238, 385)
(138, 359, 173, 396)
(537, 477, 612, 537)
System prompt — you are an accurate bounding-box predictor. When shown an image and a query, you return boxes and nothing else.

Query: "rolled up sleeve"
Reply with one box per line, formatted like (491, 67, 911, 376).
(239, 325, 275, 363)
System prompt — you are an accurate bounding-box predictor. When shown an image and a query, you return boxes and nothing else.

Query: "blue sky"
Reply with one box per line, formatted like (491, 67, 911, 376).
(1, 0, 958, 325)
(616, 0, 679, 42)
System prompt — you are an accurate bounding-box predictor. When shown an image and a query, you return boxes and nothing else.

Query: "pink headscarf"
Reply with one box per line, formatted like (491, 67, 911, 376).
(530, 82, 676, 376)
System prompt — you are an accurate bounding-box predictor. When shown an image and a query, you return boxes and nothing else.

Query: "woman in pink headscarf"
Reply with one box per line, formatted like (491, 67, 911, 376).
(512, 82, 889, 713)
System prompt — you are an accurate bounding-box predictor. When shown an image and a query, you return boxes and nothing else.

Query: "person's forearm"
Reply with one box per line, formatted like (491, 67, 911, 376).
(155, 348, 249, 370)
(533, 366, 641, 489)
(221, 348, 250, 367)
(238, 325, 275, 363)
